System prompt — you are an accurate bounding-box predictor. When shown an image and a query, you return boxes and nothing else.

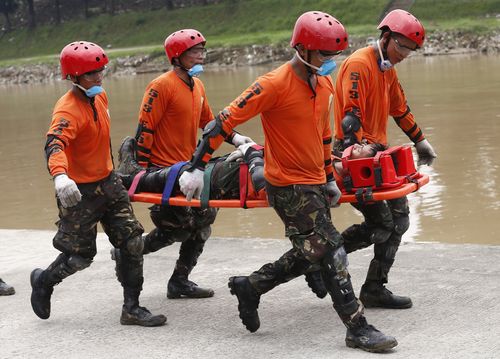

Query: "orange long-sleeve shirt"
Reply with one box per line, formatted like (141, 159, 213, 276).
(46, 90, 113, 183)
(202, 62, 335, 187)
(334, 46, 424, 146)
(136, 71, 214, 167)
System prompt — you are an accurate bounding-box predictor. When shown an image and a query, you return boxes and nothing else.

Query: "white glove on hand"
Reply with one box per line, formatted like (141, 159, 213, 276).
(54, 174, 82, 208)
(179, 168, 204, 201)
(326, 180, 341, 207)
(415, 139, 437, 166)
(225, 141, 257, 162)
(231, 133, 254, 147)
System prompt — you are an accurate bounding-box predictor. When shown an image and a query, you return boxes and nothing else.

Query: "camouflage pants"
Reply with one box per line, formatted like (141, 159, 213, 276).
(46, 171, 145, 290)
(145, 204, 218, 278)
(342, 196, 410, 285)
(248, 183, 343, 294)
(247, 183, 361, 322)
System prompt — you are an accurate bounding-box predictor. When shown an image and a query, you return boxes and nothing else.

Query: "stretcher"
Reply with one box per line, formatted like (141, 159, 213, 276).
(128, 145, 429, 208)
(130, 172, 429, 208)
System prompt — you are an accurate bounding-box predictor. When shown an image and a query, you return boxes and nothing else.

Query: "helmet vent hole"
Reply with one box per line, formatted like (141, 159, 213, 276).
(70, 43, 75, 46)
(90, 43, 95, 46)
(80, 42, 84, 44)
(103, 53, 107, 58)
(328, 21, 332, 25)
(416, 32, 420, 36)
(96, 57, 100, 62)
(336, 38, 340, 43)
(316, 18, 321, 21)
(74, 47, 78, 50)
(197, 33, 201, 37)
(191, 36, 195, 40)
(84, 46, 88, 50)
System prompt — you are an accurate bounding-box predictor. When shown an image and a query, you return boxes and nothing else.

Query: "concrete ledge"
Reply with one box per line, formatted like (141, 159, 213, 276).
(1, 229, 499, 358)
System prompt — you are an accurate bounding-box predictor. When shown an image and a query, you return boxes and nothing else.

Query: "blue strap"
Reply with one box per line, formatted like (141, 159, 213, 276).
(161, 161, 188, 206)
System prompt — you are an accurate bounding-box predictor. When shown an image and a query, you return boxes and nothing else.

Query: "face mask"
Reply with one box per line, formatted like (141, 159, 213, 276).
(296, 52, 337, 76)
(377, 39, 393, 71)
(73, 83, 104, 98)
(187, 64, 204, 77)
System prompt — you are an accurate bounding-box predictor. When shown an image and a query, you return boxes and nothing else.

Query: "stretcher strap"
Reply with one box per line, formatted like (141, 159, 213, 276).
(128, 170, 146, 199)
(200, 163, 215, 209)
(239, 162, 249, 208)
(161, 161, 188, 206)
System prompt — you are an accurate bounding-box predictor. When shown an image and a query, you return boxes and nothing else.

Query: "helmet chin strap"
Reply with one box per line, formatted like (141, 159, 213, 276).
(295, 49, 317, 98)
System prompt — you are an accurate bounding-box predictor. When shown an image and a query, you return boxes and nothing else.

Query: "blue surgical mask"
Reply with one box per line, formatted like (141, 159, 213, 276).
(188, 64, 204, 77)
(73, 83, 104, 98)
(296, 52, 337, 76)
(316, 59, 337, 76)
(377, 39, 393, 71)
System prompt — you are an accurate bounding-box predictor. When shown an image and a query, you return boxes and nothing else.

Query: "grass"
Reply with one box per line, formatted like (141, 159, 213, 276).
(0, 0, 499, 62)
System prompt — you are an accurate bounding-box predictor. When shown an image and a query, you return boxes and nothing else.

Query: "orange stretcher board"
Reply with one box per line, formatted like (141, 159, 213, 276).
(130, 173, 429, 208)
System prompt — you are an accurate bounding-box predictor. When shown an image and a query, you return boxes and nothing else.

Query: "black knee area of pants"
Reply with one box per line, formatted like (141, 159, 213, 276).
(320, 247, 359, 319)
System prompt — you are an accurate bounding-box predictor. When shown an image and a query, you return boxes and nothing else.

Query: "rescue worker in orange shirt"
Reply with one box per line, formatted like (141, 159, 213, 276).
(113, 29, 253, 299)
(332, 10, 437, 309)
(179, 12, 397, 353)
(30, 41, 166, 327)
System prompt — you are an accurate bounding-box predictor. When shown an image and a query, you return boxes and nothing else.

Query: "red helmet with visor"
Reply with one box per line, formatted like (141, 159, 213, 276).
(290, 11, 348, 52)
(164, 29, 206, 63)
(378, 9, 425, 48)
(60, 41, 108, 80)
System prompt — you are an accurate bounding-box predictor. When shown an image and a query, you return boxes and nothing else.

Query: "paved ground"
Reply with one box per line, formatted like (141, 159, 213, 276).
(1, 229, 499, 359)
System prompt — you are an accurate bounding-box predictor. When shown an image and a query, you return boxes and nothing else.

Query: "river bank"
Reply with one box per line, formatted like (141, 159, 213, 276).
(1, 29, 500, 85)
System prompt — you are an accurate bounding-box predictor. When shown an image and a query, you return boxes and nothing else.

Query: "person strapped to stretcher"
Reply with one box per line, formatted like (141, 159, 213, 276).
(117, 136, 424, 206)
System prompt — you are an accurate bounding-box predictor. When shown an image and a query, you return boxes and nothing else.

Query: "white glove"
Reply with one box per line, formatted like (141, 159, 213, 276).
(179, 168, 204, 201)
(326, 180, 341, 207)
(415, 139, 437, 166)
(231, 133, 254, 147)
(225, 141, 257, 162)
(54, 174, 82, 208)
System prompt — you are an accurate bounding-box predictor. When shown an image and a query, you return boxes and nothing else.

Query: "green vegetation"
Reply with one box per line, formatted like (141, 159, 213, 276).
(0, 0, 499, 61)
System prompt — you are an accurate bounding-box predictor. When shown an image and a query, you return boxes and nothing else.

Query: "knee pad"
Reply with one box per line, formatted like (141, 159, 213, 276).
(369, 227, 392, 244)
(125, 235, 144, 256)
(196, 226, 212, 242)
(67, 254, 93, 272)
(393, 215, 410, 235)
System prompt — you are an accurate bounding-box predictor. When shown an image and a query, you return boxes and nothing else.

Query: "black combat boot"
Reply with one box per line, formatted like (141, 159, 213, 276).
(228, 276, 261, 333)
(360, 282, 412, 309)
(116, 136, 143, 177)
(120, 288, 167, 327)
(345, 315, 398, 353)
(0, 278, 15, 296)
(167, 275, 214, 299)
(30, 269, 54, 319)
(304, 270, 327, 299)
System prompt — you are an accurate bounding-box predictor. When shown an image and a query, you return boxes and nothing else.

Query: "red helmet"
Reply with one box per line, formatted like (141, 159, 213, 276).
(164, 29, 206, 63)
(378, 9, 425, 48)
(60, 41, 108, 80)
(290, 11, 348, 52)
